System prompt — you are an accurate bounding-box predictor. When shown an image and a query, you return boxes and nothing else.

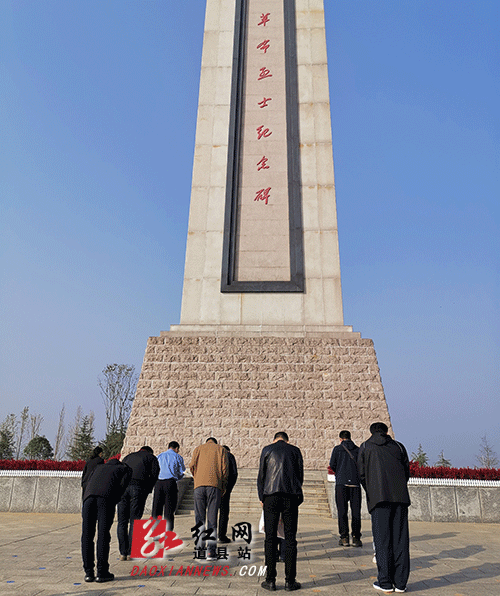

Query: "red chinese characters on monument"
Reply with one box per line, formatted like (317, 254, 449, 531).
(257, 39, 270, 53)
(257, 156, 269, 171)
(258, 67, 273, 80)
(256, 125, 272, 140)
(253, 11, 275, 206)
(255, 188, 271, 205)
(258, 13, 270, 27)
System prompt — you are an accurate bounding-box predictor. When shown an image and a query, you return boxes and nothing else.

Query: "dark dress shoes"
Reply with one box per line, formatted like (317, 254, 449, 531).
(285, 580, 302, 591)
(84, 575, 95, 583)
(96, 573, 115, 583)
(261, 579, 277, 591)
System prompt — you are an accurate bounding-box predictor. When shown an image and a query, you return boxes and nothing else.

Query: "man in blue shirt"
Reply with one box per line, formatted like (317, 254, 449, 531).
(152, 441, 186, 530)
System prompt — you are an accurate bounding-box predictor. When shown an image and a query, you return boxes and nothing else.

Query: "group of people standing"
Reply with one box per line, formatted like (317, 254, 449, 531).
(80, 421, 410, 595)
(79, 438, 238, 582)
(330, 423, 411, 594)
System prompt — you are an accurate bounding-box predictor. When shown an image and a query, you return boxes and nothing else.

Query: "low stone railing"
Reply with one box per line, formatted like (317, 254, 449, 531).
(2, 471, 500, 523)
(0, 471, 192, 515)
(326, 476, 500, 523)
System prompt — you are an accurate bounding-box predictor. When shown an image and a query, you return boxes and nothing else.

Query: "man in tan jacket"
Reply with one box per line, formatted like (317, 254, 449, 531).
(189, 438, 229, 560)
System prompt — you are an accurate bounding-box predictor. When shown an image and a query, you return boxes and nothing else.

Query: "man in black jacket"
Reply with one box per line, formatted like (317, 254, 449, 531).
(329, 430, 362, 547)
(81, 458, 132, 583)
(81, 446, 104, 494)
(358, 422, 411, 594)
(117, 446, 160, 560)
(257, 431, 303, 592)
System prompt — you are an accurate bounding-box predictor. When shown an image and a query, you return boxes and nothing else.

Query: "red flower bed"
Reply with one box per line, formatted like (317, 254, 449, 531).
(410, 461, 500, 480)
(328, 462, 500, 481)
(0, 459, 86, 471)
(0, 455, 121, 471)
(2, 459, 500, 479)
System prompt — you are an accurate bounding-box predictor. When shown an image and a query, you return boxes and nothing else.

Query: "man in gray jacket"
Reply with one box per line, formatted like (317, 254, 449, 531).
(358, 422, 411, 594)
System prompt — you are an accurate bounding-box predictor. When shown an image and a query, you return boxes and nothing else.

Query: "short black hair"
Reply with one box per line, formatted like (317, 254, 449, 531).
(370, 422, 389, 434)
(168, 441, 180, 450)
(140, 446, 154, 454)
(339, 430, 351, 440)
(206, 437, 217, 444)
(92, 446, 103, 457)
(274, 431, 289, 442)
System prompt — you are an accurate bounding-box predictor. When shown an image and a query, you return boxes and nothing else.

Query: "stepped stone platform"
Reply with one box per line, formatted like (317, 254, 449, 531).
(175, 470, 331, 519)
(123, 334, 392, 469)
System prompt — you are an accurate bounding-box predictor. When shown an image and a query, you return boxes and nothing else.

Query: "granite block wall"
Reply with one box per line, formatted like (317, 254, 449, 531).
(122, 335, 392, 469)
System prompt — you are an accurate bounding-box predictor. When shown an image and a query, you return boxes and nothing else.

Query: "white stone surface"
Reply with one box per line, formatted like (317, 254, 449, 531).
(178, 0, 351, 332)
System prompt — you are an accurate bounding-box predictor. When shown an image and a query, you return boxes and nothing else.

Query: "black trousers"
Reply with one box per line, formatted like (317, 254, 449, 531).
(263, 493, 299, 584)
(152, 478, 178, 530)
(371, 503, 410, 591)
(81, 496, 115, 576)
(335, 485, 361, 539)
(218, 486, 234, 539)
(117, 484, 148, 556)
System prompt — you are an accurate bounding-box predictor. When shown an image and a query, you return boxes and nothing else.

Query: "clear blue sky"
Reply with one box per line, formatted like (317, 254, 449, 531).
(1, 1, 498, 467)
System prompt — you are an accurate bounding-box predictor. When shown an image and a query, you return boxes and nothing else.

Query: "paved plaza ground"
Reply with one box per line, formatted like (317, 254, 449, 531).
(1, 511, 499, 596)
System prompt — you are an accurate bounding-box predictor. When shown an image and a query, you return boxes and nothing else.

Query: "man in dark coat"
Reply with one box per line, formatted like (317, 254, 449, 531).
(329, 430, 362, 547)
(358, 422, 411, 594)
(117, 446, 159, 560)
(257, 431, 303, 592)
(218, 445, 238, 543)
(81, 446, 104, 494)
(81, 457, 132, 583)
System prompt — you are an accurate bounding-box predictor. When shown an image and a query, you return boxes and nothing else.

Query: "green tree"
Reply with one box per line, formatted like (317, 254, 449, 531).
(411, 444, 429, 467)
(435, 450, 451, 468)
(101, 429, 125, 459)
(0, 430, 14, 459)
(0, 414, 17, 459)
(23, 435, 54, 460)
(476, 436, 499, 469)
(67, 410, 96, 461)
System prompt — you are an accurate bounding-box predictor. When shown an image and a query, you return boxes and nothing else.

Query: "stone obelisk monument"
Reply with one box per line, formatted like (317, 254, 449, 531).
(123, 0, 392, 468)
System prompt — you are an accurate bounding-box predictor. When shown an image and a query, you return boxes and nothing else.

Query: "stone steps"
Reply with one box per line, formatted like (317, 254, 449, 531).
(176, 470, 331, 518)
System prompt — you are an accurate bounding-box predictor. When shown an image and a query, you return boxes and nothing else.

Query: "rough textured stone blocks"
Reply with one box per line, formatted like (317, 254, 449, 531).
(123, 334, 393, 469)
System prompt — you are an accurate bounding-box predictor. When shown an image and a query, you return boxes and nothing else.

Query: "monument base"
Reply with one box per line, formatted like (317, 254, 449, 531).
(122, 332, 392, 469)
